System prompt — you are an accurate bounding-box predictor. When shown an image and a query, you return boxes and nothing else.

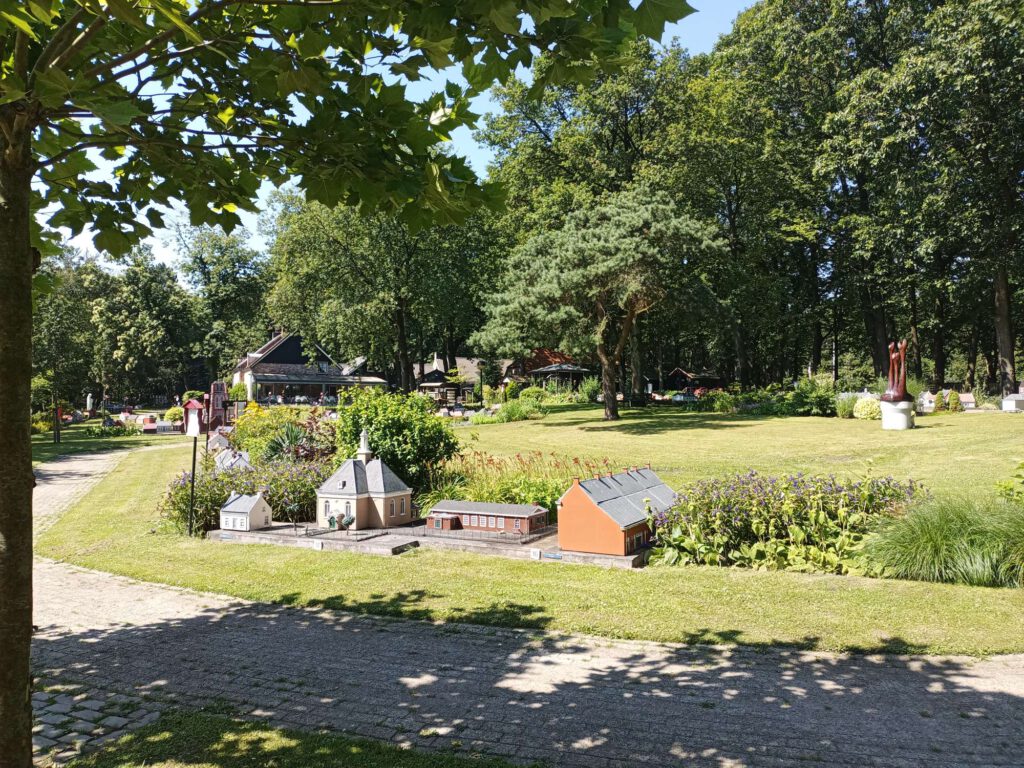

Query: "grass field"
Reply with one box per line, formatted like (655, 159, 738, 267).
(37, 432, 1024, 656)
(464, 405, 1024, 498)
(31, 422, 186, 465)
(68, 711, 512, 768)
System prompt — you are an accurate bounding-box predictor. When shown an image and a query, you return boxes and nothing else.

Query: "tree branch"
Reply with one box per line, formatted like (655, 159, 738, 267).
(49, 14, 109, 71)
(30, 7, 90, 82)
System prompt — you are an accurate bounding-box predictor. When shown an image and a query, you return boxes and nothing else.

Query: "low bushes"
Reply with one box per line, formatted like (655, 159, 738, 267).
(470, 398, 546, 425)
(164, 406, 184, 423)
(577, 376, 601, 403)
(182, 389, 206, 403)
(160, 457, 333, 534)
(860, 496, 1024, 587)
(853, 397, 881, 420)
(31, 412, 52, 434)
(420, 450, 607, 519)
(651, 471, 922, 574)
(82, 424, 141, 437)
(232, 404, 308, 460)
(228, 382, 249, 401)
(947, 390, 962, 412)
(519, 386, 546, 401)
(835, 394, 858, 419)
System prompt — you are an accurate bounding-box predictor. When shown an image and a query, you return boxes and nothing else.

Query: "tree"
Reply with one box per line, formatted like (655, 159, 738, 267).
(178, 226, 270, 380)
(268, 197, 497, 390)
(2, 3, 696, 759)
(475, 186, 722, 419)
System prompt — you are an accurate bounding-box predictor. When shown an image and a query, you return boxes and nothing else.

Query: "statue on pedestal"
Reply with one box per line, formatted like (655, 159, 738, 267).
(881, 340, 913, 403)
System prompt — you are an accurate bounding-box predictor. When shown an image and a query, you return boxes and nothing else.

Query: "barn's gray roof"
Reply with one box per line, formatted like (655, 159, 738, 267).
(318, 458, 410, 497)
(214, 450, 252, 472)
(571, 469, 675, 529)
(430, 500, 547, 518)
(221, 492, 263, 514)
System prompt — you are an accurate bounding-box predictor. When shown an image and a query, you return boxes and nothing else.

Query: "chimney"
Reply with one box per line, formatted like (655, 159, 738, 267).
(356, 428, 373, 463)
(572, 477, 581, 486)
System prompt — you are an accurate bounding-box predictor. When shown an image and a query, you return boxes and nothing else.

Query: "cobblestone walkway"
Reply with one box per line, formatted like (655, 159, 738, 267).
(32, 452, 1024, 767)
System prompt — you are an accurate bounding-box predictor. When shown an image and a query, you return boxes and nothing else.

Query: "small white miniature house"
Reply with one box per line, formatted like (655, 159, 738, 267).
(214, 449, 253, 473)
(219, 492, 273, 532)
(207, 432, 231, 453)
(316, 429, 413, 530)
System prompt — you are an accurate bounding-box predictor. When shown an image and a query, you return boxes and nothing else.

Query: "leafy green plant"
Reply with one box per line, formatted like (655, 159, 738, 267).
(182, 390, 206, 403)
(835, 394, 858, 419)
(697, 390, 736, 413)
(947, 390, 962, 412)
(82, 424, 141, 438)
(861, 496, 1024, 587)
(334, 388, 459, 490)
(577, 376, 602, 403)
(853, 397, 881, 420)
(164, 406, 184, 423)
(933, 390, 947, 412)
(228, 383, 249, 402)
(650, 471, 922, 574)
(519, 386, 546, 401)
(232, 404, 307, 460)
(504, 381, 522, 401)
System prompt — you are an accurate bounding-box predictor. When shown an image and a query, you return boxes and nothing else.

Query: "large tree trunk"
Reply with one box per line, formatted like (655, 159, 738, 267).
(394, 300, 414, 392)
(908, 285, 923, 380)
(629, 318, 643, 396)
(0, 139, 35, 768)
(931, 289, 947, 393)
(966, 322, 979, 391)
(994, 264, 1017, 396)
(732, 323, 748, 387)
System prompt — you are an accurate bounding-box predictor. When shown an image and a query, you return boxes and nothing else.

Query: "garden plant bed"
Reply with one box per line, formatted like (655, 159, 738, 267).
(36, 442, 1024, 655)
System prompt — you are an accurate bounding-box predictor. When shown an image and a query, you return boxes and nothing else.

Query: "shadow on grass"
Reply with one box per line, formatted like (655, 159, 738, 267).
(35, 585, 1024, 768)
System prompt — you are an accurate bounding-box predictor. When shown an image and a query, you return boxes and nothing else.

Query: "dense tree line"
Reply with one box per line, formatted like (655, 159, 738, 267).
(478, 0, 1024, 400)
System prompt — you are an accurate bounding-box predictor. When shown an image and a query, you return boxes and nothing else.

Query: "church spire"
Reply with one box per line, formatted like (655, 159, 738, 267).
(356, 428, 373, 464)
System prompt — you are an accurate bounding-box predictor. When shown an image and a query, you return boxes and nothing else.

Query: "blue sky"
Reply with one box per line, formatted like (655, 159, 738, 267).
(77, 1, 753, 262)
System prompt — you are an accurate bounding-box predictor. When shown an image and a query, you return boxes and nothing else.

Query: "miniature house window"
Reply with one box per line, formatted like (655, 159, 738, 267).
(390, 500, 395, 517)
(488, 516, 496, 528)
(498, 517, 505, 528)
(318, 361, 329, 373)
(325, 501, 330, 516)
(433, 519, 441, 529)
(345, 501, 351, 516)
(462, 515, 469, 525)
(471, 515, 478, 527)
(264, 515, 269, 526)
(514, 519, 521, 530)
(400, 499, 406, 516)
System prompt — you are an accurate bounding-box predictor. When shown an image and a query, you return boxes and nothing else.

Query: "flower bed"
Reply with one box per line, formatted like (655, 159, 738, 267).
(651, 471, 922, 574)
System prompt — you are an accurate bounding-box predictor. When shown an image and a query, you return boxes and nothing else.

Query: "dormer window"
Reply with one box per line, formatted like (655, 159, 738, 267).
(318, 361, 329, 373)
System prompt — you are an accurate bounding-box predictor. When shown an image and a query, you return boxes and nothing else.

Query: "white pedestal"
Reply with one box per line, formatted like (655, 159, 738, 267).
(881, 400, 915, 430)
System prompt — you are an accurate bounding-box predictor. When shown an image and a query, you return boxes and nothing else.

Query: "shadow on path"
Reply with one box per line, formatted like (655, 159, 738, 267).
(33, 586, 1024, 768)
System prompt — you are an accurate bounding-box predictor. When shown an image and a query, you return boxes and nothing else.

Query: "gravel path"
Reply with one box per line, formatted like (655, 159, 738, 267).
(32, 450, 1024, 767)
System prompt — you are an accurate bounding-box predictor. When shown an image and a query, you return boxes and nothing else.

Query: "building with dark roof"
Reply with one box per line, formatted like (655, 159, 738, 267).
(557, 468, 675, 556)
(425, 500, 548, 534)
(231, 332, 387, 402)
(315, 430, 413, 530)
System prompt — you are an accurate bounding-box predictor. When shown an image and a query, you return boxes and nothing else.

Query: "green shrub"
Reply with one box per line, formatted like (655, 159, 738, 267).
(232, 404, 307, 460)
(82, 424, 141, 437)
(861, 496, 1024, 587)
(947, 390, 962, 412)
(164, 406, 184, 423)
(470, 398, 546, 425)
(697, 390, 736, 413)
(482, 384, 498, 406)
(334, 388, 459, 490)
(160, 457, 332, 534)
(228, 382, 249, 401)
(182, 389, 206, 403)
(933, 390, 947, 412)
(518, 385, 546, 402)
(504, 381, 521, 401)
(790, 376, 837, 417)
(651, 471, 922, 574)
(577, 376, 601, 403)
(853, 397, 881, 420)
(835, 394, 858, 419)
(31, 412, 52, 434)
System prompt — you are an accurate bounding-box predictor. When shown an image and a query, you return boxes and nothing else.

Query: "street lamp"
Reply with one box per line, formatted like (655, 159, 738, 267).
(183, 398, 205, 537)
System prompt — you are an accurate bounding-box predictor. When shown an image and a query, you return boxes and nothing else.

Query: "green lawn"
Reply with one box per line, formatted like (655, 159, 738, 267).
(37, 438, 1024, 656)
(31, 421, 185, 465)
(68, 711, 513, 768)
(464, 404, 1024, 498)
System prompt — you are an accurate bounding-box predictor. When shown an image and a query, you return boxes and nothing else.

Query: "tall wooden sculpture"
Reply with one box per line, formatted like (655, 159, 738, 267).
(881, 340, 912, 403)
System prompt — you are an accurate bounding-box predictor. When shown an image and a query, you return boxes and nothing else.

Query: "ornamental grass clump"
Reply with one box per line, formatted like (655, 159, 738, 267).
(861, 496, 1024, 587)
(650, 471, 922, 574)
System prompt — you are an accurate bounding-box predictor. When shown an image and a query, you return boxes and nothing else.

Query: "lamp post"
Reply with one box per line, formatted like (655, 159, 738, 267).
(183, 399, 204, 536)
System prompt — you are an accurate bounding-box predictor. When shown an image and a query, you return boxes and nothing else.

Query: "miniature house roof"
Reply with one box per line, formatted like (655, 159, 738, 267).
(221, 492, 264, 514)
(215, 450, 253, 471)
(318, 433, 410, 497)
(429, 500, 547, 518)
(565, 468, 675, 529)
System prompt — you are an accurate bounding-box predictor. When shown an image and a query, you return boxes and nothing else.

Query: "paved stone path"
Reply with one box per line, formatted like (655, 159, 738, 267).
(32, 451, 1024, 767)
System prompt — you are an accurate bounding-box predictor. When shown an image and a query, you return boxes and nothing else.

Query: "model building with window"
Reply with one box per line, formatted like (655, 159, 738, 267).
(316, 430, 413, 530)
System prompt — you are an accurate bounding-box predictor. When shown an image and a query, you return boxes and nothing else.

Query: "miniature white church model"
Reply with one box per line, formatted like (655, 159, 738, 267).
(316, 429, 413, 530)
